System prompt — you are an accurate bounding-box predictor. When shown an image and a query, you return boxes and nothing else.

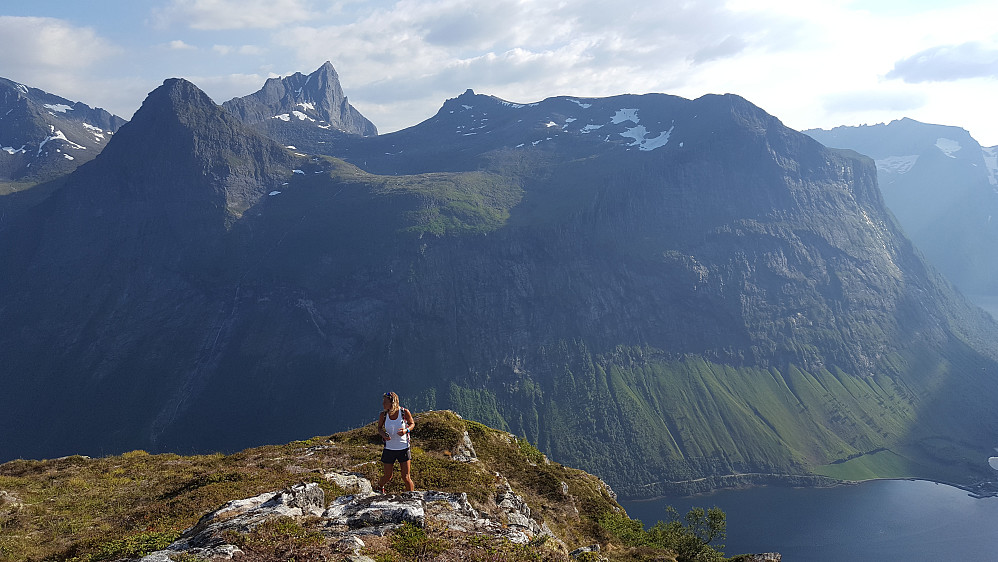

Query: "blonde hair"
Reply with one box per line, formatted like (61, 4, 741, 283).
(383, 391, 400, 415)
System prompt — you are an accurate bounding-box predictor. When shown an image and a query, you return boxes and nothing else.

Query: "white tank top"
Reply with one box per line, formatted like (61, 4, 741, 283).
(383, 409, 411, 451)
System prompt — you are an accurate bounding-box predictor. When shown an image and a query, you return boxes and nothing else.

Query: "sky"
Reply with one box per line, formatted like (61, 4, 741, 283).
(2, 0, 998, 145)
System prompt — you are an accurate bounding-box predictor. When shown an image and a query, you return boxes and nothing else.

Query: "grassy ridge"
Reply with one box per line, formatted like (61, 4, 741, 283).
(3, 411, 696, 562)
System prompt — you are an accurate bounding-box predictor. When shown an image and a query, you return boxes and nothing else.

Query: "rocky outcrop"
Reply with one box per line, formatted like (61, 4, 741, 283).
(325, 469, 375, 495)
(140, 482, 324, 560)
(139, 477, 559, 561)
(452, 430, 479, 462)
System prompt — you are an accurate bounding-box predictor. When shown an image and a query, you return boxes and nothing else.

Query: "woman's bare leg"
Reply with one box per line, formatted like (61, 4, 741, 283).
(399, 460, 415, 491)
(377, 463, 394, 490)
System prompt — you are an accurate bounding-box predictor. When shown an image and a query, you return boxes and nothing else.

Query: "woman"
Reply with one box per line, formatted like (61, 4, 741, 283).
(376, 391, 415, 493)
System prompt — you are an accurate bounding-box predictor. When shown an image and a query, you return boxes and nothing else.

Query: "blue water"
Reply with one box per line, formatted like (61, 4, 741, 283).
(621, 479, 998, 561)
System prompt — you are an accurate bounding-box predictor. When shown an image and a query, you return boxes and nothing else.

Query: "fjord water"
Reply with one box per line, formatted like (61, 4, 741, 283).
(622, 479, 998, 560)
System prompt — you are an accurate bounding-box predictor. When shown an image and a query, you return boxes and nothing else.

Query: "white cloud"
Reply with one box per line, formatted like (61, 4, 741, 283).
(0, 16, 119, 71)
(887, 42, 998, 82)
(270, 0, 806, 132)
(213, 44, 265, 56)
(156, 0, 315, 30)
(168, 39, 197, 50)
(7, 0, 998, 144)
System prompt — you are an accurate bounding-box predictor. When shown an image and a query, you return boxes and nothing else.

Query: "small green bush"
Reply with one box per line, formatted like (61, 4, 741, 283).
(84, 530, 180, 561)
(389, 521, 449, 558)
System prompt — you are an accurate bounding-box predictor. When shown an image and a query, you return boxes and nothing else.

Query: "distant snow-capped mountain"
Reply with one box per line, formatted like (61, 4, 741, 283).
(0, 77, 126, 182)
(806, 118, 998, 300)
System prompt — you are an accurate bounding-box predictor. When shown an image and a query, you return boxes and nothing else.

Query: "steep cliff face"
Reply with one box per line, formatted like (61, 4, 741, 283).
(806, 119, 998, 298)
(2, 81, 997, 498)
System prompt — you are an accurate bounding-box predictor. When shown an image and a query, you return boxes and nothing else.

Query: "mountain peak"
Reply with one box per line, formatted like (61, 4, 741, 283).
(0, 76, 126, 181)
(222, 62, 377, 137)
(78, 77, 294, 221)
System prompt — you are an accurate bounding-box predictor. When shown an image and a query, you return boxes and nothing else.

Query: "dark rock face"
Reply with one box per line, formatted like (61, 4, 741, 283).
(0, 76, 126, 182)
(222, 61, 377, 152)
(2, 81, 998, 498)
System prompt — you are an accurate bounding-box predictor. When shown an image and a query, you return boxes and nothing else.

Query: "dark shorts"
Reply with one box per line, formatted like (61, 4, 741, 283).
(381, 447, 412, 465)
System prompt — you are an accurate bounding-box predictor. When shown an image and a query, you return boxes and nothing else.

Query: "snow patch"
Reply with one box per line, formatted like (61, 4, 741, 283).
(44, 103, 73, 113)
(544, 121, 558, 128)
(269, 191, 281, 196)
(293, 169, 305, 174)
(990, 457, 998, 470)
(875, 155, 919, 175)
(936, 138, 961, 158)
(38, 129, 86, 154)
(273, 111, 313, 122)
(580, 124, 604, 134)
(568, 99, 592, 109)
(63, 153, 74, 160)
(16, 83, 28, 94)
(620, 125, 674, 151)
(296, 102, 315, 111)
(81, 123, 105, 141)
(285, 145, 297, 150)
(498, 100, 536, 108)
(611, 108, 640, 125)
(2, 145, 26, 155)
(462, 105, 473, 110)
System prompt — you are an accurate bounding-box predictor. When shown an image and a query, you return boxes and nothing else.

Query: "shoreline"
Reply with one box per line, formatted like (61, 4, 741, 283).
(621, 473, 998, 502)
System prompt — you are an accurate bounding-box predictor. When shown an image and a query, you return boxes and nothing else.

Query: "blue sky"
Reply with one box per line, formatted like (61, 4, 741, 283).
(2, 0, 997, 144)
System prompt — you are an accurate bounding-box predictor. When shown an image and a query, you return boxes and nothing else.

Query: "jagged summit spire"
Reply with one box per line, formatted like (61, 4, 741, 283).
(222, 62, 377, 137)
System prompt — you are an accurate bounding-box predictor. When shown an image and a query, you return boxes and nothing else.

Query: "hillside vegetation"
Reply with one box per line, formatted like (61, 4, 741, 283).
(0, 411, 730, 562)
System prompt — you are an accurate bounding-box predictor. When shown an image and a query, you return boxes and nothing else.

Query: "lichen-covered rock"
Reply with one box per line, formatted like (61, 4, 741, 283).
(452, 430, 479, 462)
(496, 479, 548, 540)
(136, 478, 564, 560)
(325, 469, 375, 495)
(323, 491, 426, 534)
(737, 554, 781, 562)
(139, 482, 324, 560)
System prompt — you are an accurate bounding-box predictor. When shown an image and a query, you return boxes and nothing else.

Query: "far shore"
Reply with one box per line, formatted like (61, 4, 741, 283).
(622, 472, 998, 502)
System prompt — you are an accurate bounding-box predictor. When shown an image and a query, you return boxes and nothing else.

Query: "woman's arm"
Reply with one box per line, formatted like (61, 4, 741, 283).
(377, 411, 389, 440)
(403, 409, 415, 433)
